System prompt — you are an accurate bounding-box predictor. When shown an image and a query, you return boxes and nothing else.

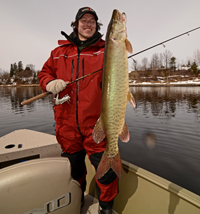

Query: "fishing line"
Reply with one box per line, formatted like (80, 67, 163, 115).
(128, 26, 200, 59)
(81, 26, 200, 76)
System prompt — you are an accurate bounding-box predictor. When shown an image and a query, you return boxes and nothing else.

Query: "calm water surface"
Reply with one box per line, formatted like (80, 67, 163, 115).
(0, 86, 200, 195)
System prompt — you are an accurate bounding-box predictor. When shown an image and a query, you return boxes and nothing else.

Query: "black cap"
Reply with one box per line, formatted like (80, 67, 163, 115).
(75, 7, 98, 21)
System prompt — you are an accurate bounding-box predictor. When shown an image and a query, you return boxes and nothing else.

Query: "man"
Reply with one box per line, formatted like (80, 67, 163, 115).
(38, 7, 118, 214)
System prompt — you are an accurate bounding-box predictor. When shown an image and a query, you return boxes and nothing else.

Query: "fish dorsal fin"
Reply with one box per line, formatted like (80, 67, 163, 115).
(125, 39, 133, 54)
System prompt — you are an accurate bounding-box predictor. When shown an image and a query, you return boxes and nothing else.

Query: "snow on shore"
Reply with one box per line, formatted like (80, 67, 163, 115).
(129, 78, 200, 86)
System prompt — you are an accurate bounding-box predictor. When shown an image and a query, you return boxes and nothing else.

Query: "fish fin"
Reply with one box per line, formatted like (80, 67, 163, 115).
(125, 39, 133, 54)
(111, 152, 122, 178)
(96, 152, 111, 179)
(127, 90, 136, 107)
(93, 116, 106, 144)
(96, 151, 122, 179)
(119, 121, 130, 142)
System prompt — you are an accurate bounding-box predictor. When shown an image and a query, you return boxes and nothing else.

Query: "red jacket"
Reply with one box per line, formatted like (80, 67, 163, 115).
(38, 36, 105, 132)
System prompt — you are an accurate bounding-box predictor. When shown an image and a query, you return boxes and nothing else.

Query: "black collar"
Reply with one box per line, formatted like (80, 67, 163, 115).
(61, 31, 102, 49)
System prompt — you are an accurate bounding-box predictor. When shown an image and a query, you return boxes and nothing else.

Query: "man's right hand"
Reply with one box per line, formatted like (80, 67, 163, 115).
(46, 79, 67, 95)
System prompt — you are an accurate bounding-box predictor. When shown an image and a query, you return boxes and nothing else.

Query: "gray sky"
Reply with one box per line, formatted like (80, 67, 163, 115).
(1, 0, 200, 72)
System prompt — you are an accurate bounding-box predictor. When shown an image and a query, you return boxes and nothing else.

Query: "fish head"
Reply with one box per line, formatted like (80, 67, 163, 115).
(109, 9, 127, 43)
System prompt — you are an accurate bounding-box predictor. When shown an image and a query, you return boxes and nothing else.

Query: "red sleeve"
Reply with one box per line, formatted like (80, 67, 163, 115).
(38, 51, 57, 92)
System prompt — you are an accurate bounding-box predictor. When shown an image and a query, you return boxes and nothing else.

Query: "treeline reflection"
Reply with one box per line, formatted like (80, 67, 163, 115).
(0, 86, 200, 118)
(0, 87, 54, 114)
(130, 86, 200, 118)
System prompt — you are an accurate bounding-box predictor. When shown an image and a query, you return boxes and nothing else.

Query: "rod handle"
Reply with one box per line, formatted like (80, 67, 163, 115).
(21, 92, 48, 106)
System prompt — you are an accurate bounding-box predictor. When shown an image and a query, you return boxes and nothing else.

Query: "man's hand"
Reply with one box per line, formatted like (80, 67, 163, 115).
(46, 79, 67, 94)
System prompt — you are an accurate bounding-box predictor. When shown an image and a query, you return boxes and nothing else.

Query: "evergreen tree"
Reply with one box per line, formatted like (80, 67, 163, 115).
(13, 63, 18, 75)
(187, 60, 191, 67)
(10, 64, 14, 77)
(18, 61, 23, 72)
(170, 57, 176, 71)
(191, 61, 198, 77)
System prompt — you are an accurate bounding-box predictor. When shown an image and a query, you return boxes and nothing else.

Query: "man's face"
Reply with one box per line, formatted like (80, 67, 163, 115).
(78, 13, 96, 41)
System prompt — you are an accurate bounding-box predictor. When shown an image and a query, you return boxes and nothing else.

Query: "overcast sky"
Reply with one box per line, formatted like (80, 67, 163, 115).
(1, 0, 200, 72)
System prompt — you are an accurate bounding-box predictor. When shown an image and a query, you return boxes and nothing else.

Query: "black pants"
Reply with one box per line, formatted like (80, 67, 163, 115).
(61, 150, 117, 209)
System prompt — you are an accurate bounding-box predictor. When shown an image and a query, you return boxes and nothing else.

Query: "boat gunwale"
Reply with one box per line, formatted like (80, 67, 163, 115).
(121, 159, 200, 208)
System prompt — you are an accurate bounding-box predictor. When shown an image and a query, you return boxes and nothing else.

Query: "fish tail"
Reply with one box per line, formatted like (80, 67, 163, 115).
(96, 151, 122, 179)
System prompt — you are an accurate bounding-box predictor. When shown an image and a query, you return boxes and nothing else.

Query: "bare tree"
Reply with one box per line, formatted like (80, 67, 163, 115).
(1, 71, 10, 84)
(141, 57, 148, 71)
(176, 59, 181, 70)
(26, 64, 35, 72)
(194, 49, 200, 65)
(163, 49, 172, 69)
(197, 49, 200, 64)
(2, 70, 9, 78)
(159, 53, 164, 69)
(131, 59, 140, 71)
(150, 53, 159, 70)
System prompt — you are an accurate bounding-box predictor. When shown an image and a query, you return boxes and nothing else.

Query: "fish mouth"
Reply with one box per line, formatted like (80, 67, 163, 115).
(112, 9, 126, 23)
(109, 9, 127, 42)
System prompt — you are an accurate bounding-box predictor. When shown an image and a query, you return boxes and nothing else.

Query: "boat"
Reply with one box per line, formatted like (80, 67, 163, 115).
(0, 129, 199, 213)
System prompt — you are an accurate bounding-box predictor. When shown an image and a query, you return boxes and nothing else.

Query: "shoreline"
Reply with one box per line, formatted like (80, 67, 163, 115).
(0, 83, 200, 87)
(0, 84, 40, 87)
(129, 83, 200, 86)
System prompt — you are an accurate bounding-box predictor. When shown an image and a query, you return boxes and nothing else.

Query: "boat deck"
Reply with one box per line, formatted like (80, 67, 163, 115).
(81, 193, 99, 214)
(81, 193, 118, 214)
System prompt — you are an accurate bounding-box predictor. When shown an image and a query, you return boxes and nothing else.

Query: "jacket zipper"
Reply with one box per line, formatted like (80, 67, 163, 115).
(76, 50, 83, 139)
(60, 31, 102, 139)
(82, 58, 85, 82)
(71, 59, 74, 81)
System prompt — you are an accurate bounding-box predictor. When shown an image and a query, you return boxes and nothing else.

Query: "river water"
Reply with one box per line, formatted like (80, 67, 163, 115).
(0, 86, 200, 196)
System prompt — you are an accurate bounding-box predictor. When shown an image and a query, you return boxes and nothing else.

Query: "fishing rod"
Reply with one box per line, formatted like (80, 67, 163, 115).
(128, 26, 200, 59)
(21, 68, 102, 106)
(21, 26, 200, 106)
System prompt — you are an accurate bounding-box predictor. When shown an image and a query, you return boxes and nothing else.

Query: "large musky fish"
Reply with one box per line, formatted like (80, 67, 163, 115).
(93, 9, 136, 179)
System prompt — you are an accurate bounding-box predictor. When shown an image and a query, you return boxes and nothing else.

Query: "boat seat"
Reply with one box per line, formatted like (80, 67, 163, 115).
(0, 157, 82, 214)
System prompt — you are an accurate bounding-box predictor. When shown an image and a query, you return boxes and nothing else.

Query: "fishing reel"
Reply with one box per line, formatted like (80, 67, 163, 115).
(54, 93, 70, 105)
